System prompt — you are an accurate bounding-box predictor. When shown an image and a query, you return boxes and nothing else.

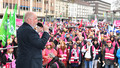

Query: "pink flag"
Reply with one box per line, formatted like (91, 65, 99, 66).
(54, 23, 57, 34)
(79, 19, 83, 28)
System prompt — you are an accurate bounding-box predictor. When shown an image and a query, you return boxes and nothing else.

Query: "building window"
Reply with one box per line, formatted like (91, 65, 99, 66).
(20, 7, 22, 10)
(9, 3, 12, 9)
(37, 0, 41, 2)
(23, 7, 25, 10)
(51, 10, 54, 14)
(5, 3, 8, 8)
(20, 6, 30, 11)
(32, 7, 42, 12)
(62, 7, 64, 10)
(26, 7, 28, 11)
(39, 9, 42, 12)
(51, 3, 54, 7)
(36, 9, 39, 12)
(44, 10, 48, 13)
(33, 8, 36, 12)
(13, 4, 17, 9)
(3, 2, 5, 8)
(44, 1, 48, 4)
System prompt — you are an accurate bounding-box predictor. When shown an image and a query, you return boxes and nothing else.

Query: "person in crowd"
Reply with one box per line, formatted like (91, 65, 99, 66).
(102, 40, 116, 68)
(77, 36, 87, 50)
(93, 37, 101, 68)
(69, 43, 81, 68)
(49, 33, 55, 42)
(82, 39, 96, 68)
(16, 12, 50, 68)
(46, 56, 65, 68)
(116, 47, 120, 68)
(110, 36, 116, 47)
(0, 40, 3, 66)
(66, 38, 73, 68)
(2, 45, 16, 68)
(76, 36, 86, 68)
(42, 42, 57, 66)
(57, 40, 67, 67)
(0, 40, 3, 54)
(53, 35, 61, 50)
(10, 37, 18, 59)
(116, 37, 120, 49)
(100, 35, 108, 68)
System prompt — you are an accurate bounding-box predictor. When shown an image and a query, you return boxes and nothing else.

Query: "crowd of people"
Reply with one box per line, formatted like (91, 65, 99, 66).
(0, 20, 120, 68)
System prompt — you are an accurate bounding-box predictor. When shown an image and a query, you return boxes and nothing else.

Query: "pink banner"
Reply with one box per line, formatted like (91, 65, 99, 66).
(16, 18, 23, 26)
(114, 20, 120, 27)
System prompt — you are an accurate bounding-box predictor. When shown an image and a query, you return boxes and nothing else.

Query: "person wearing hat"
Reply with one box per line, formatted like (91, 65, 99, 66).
(82, 39, 96, 68)
(42, 42, 57, 66)
(53, 35, 60, 50)
(102, 40, 116, 68)
(100, 35, 108, 54)
(110, 36, 116, 47)
(69, 43, 81, 68)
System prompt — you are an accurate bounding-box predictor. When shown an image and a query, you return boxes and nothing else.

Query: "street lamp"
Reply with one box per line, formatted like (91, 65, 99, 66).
(45, 9, 48, 22)
(19, 6, 20, 18)
(45, 0, 48, 22)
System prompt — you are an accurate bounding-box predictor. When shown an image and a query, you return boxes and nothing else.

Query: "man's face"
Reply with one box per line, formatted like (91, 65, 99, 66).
(94, 41, 97, 44)
(79, 36, 83, 41)
(87, 41, 91, 45)
(11, 35, 14, 39)
(111, 38, 114, 41)
(15, 38, 17, 43)
(66, 34, 70, 37)
(104, 37, 107, 41)
(107, 43, 111, 47)
(31, 15, 38, 28)
(74, 45, 77, 48)
(110, 32, 113, 36)
(118, 39, 120, 42)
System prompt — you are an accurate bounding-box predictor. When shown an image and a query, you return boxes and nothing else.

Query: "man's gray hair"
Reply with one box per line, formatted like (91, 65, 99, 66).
(24, 12, 35, 22)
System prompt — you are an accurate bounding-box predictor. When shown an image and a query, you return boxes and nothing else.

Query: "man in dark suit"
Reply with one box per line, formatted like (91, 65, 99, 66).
(16, 12, 50, 68)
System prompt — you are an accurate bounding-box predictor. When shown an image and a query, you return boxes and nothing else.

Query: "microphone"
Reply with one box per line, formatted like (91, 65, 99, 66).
(37, 22, 43, 27)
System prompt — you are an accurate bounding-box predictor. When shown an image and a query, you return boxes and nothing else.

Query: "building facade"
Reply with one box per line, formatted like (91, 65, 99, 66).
(55, 0, 68, 20)
(84, 0, 111, 21)
(68, 0, 93, 22)
(0, 0, 55, 21)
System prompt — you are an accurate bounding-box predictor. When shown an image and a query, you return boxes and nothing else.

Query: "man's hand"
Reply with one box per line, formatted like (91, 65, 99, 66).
(102, 61, 105, 64)
(78, 62, 81, 65)
(86, 49, 89, 51)
(69, 61, 71, 64)
(43, 25, 49, 33)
